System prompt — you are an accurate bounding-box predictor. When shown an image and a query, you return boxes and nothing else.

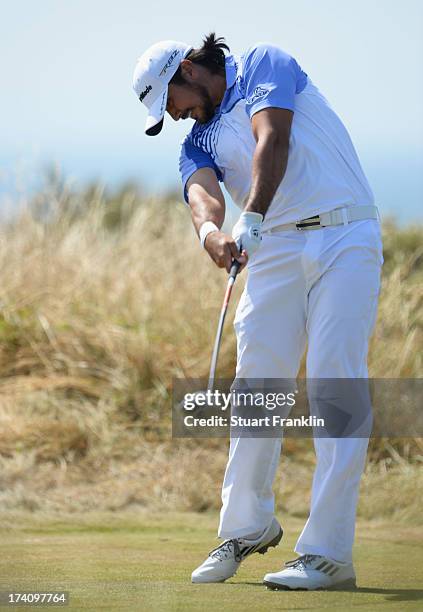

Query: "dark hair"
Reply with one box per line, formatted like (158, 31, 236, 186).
(170, 33, 229, 85)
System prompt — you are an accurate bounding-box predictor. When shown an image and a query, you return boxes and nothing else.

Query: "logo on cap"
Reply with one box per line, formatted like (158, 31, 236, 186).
(159, 50, 179, 77)
(139, 84, 152, 102)
(159, 91, 167, 115)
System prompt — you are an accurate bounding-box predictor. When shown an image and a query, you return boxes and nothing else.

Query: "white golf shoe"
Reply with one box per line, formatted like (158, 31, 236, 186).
(191, 518, 283, 583)
(263, 554, 357, 590)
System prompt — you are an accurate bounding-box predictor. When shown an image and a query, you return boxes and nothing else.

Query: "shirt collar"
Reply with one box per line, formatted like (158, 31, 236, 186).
(217, 54, 238, 113)
(224, 54, 237, 89)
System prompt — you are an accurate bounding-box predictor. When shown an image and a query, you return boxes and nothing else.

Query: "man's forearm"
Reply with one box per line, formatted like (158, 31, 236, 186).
(186, 176, 226, 236)
(190, 193, 225, 236)
(244, 135, 289, 217)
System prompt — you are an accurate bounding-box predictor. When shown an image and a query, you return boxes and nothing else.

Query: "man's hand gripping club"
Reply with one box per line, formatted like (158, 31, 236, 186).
(203, 211, 263, 272)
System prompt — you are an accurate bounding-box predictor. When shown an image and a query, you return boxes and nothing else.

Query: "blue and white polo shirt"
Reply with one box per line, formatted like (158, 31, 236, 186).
(179, 43, 374, 228)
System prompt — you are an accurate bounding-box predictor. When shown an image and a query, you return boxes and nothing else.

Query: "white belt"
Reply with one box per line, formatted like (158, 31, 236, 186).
(265, 205, 380, 233)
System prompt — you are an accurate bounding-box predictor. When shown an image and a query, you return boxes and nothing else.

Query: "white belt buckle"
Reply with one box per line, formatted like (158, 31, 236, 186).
(296, 215, 321, 231)
(341, 208, 349, 226)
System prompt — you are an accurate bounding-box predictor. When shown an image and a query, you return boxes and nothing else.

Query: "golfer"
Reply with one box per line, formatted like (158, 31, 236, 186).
(132, 34, 383, 590)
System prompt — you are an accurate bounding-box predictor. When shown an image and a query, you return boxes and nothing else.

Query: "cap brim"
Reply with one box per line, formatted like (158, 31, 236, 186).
(145, 89, 168, 136)
(145, 117, 164, 136)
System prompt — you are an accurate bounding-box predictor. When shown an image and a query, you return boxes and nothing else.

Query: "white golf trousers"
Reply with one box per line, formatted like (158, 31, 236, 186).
(218, 219, 383, 563)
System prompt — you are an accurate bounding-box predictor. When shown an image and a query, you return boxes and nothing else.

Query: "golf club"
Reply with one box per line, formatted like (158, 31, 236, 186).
(207, 259, 241, 390)
(175, 259, 241, 424)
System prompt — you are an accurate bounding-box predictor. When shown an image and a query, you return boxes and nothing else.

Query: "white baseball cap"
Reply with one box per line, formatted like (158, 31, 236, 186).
(132, 40, 193, 136)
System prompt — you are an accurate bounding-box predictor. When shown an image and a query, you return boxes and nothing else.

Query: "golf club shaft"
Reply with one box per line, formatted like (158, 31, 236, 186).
(207, 260, 241, 391)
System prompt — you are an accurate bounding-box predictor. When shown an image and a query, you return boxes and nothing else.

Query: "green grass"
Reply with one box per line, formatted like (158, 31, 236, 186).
(0, 512, 422, 611)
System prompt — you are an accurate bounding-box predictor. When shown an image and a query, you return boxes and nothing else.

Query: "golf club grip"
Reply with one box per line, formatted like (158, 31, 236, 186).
(229, 259, 241, 280)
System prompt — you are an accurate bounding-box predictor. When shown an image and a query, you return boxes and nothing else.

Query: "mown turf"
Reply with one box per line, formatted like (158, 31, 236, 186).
(0, 511, 422, 611)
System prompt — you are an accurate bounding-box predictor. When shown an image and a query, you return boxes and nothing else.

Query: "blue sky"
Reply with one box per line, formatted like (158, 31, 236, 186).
(0, 0, 422, 222)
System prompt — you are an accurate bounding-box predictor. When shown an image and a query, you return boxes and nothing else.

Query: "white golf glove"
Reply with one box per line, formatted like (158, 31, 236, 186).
(232, 211, 263, 256)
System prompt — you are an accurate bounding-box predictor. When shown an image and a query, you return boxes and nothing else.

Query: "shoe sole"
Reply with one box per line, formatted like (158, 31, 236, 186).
(263, 577, 357, 591)
(256, 527, 283, 555)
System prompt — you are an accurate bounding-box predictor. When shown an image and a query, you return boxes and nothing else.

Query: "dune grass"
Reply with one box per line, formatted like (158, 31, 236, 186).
(0, 182, 421, 517)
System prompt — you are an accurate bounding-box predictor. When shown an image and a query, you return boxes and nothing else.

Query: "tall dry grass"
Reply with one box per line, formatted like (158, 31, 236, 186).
(0, 182, 421, 518)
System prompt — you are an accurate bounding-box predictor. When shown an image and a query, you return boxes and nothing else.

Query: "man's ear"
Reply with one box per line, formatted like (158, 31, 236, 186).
(180, 59, 194, 81)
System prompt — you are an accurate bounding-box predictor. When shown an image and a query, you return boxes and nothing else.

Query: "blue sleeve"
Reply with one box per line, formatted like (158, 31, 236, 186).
(241, 44, 308, 119)
(179, 137, 223, 204)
